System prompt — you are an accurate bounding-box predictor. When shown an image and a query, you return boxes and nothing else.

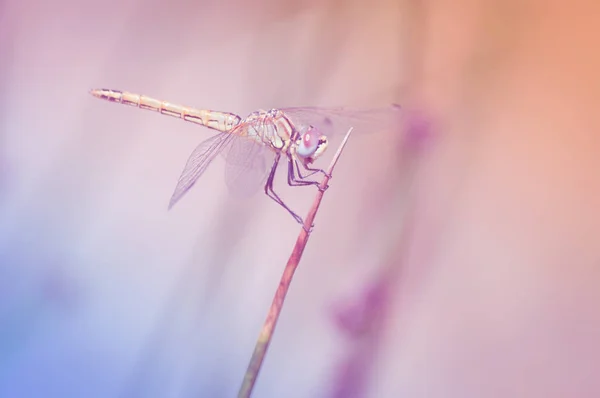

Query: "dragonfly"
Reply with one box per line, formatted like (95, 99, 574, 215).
(89, 88, 401, 230)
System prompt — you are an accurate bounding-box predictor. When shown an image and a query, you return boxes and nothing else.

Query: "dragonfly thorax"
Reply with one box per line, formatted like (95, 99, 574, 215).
(242, 109, 295, 153)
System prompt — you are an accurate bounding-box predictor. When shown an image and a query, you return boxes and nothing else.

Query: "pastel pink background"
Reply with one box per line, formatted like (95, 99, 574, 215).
(1, 0, 599, 397)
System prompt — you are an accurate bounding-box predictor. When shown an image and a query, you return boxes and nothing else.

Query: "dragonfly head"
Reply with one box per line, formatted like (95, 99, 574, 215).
(295, 125, 328, 165)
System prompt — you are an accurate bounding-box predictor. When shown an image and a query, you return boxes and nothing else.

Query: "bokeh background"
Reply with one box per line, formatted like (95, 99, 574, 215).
(1, 0, 599, 397)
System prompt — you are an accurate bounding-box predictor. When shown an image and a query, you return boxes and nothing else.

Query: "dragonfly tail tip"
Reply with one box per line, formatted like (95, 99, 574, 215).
(89, 88, 101, 98)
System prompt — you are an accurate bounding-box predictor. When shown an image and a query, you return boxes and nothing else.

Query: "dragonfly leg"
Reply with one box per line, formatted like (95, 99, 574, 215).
(265, 154, 313, 232)
(290, 159, 329, 193)
(295, 162, 320, 179)
(297, 159, 331, 179)
(287, 158, 320, 188)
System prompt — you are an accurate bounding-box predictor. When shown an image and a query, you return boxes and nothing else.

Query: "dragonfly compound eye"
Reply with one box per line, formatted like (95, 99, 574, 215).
(296, 126, 321, 158)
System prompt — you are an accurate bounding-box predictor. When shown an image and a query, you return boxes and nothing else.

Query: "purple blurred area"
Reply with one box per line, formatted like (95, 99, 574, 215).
(1, 0, 600, 397)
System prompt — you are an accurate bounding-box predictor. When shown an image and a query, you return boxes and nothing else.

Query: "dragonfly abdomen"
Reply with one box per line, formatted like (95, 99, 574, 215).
(89, 88, 241, 132)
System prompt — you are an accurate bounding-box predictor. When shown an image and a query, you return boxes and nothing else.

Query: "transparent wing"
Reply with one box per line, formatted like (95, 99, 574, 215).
(280, 104, 402, 138)
(168, 131, 235, 209)
(212, 117, 273, 198)
(222, 131, 272, 198)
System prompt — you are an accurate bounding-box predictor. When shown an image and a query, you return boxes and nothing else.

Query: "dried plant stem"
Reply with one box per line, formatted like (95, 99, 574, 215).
(237, 127, 354, 398)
